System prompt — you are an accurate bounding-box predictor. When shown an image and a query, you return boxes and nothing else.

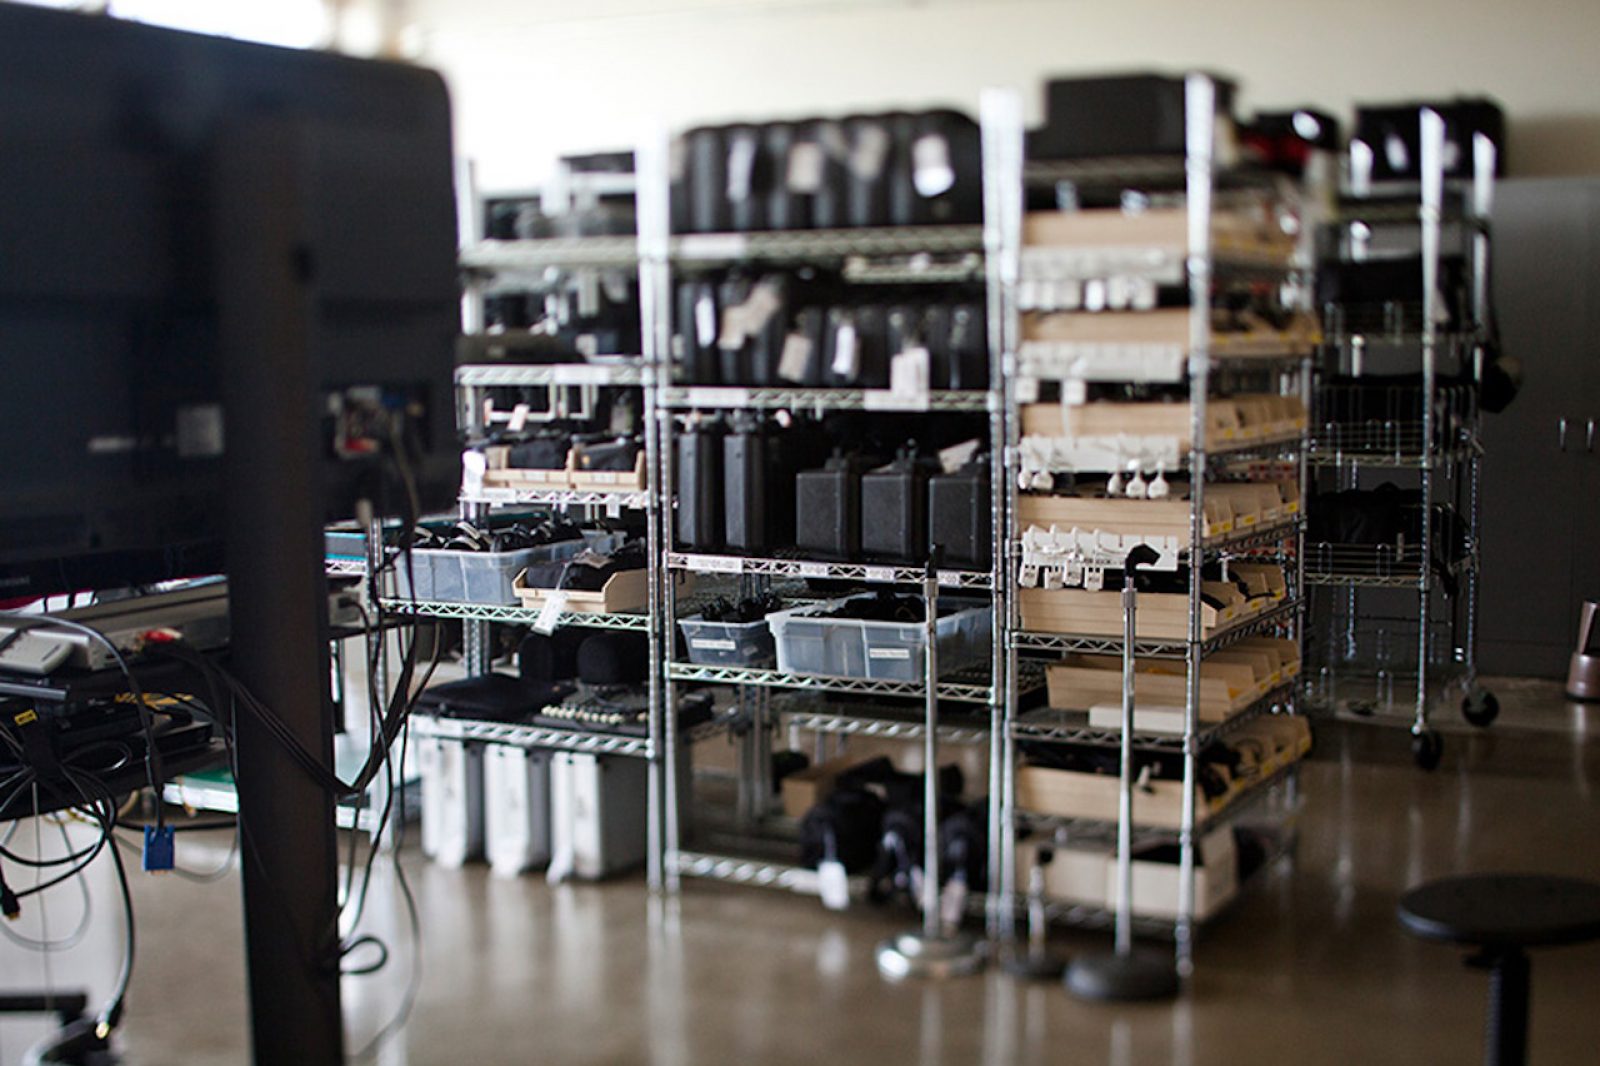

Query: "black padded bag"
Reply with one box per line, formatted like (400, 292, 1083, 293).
(799, 786, 886, 875)
(576, 631, 649, 686)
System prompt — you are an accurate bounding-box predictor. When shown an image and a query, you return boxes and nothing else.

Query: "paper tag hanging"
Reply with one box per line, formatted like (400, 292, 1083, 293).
(695, 290, 718, 348)
(777, 332, 813, 382)
(532, 591, 569, 635)
(849, 124, 891, 179)
(726, 133, 758, 202)
(787, 142, 825, 193)
(912, 133, 955, 197)
(831, 319, 859, 379)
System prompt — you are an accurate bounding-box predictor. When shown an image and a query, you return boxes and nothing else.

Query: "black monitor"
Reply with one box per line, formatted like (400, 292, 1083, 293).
(0, 3, 460, 601)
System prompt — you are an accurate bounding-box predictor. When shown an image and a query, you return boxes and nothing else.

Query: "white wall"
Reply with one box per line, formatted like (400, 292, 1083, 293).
(409, 0, 1600, 190)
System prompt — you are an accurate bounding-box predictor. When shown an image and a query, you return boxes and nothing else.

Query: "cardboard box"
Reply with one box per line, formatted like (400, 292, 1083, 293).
(1018, 587, 1223, 641)
(1048, 654, 1258, 721)
(1016, 838, 1111, 909)
(1018, 492, 1232, 542)
(779, 753, 879, 820)
(569, 451, 647, 492)
(1016, 764, 1208, 830)
(513, 567, 649, 614)
(1120, 828, 1239, 920)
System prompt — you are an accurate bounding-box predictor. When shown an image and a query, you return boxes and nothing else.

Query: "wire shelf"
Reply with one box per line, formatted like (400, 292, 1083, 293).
(672, 225, 984, 263)
(455, 361, 648, 388)
(325, 558, 368, 578)
(379, 597, 651, 631)
(1012, 597, 1302, 659)
(1010, 682, 1296, 751)
(773, 695, 993, 745)
(672, 849, 831, 894)
(460, 486, 652, 509)
(658, 385, 991, 412)
(1018, 335, 1315, 384)
(1301, 542, 1474, 589)
(460, 236, 640, 273)
(410, 707, 741, 758)
(666, 552, 995, 590)
(667, 661, 997, 703)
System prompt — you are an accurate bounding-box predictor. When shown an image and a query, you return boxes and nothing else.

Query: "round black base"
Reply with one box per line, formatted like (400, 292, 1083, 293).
(1064, 950, 1179, 1002)
(1001, 947, 1068, 980)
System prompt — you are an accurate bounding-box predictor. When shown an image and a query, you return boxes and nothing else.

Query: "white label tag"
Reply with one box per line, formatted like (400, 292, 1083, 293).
(818, 859, 850, 911)
(849, 124, 891, 178)
(795, 561, 830, 579)
(1063, 379, 1088, 406)
(685, 387, 747, 409)
(683, 554, 742, 574)
(868, 647, 912, 661)
(937, 571, 962, 588)
(777, 332, 813, 383)
(863, 566, 895, 583)
(508, 403, 531, 433)
(694, 291, 718, 348)
(532, 591, 569, 635)
(912, 133, 955, 197)
(691, 638, 737, 652)
(831, 320, 859, 379)
(885, 346, 931, 410)
(606, 499, 623, 519)
(718, 304, 750, 351)
(726, 133, 758, 201)
(461, 450, 487, 497)
(788, 142, 825, 193)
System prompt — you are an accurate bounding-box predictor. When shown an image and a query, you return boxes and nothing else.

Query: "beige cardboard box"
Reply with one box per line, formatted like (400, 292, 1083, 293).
(1047, 654, 1259, 720)
(779, 753, 878, 820)
(1018, 587, 1222, 641)
(1018, 491, 1232, 542)
(1016, 838, 1112, 909)
(1120, 828, 1239, 921)
(1015, 764, 1208, 830)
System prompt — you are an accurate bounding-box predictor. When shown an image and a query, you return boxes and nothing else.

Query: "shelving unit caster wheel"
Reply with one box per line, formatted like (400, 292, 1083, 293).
(1462, 688, 1499, 728)
(1411, 729, 1444, 771)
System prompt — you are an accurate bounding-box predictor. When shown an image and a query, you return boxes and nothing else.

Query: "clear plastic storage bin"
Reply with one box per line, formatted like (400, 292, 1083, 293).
(767, 595, 990, 682)
(397, 532, 621, 605)
(677, 615, 777, 666)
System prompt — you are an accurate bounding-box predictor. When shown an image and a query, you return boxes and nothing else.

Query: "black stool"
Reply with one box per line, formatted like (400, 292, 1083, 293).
(1398, 874, 1600, 1066)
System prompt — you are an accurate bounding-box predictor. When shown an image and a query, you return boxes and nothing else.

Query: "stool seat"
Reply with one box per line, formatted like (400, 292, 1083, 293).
(1399, 874, 1600, 950)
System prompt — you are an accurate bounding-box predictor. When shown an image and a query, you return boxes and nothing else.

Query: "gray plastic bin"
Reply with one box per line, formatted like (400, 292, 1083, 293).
(768, 595, 989, 682)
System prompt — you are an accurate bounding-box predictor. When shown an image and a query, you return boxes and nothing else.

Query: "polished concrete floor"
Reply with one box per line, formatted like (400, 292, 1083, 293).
(3, 678, 1599, 1065)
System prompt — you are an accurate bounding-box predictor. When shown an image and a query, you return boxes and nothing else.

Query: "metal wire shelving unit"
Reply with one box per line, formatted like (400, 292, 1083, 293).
(988, 78, 1310, 973)
(628, 123, 1015, 918)
(1303, 110, 1500, 766)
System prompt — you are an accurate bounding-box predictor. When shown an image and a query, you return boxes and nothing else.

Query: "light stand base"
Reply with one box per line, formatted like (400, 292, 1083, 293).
(875, 931, 986, 980)
(1064, 950, 1179, 1001)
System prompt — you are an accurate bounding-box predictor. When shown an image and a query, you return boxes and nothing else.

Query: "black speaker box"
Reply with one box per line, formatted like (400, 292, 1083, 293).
(780, 305, 828, 385)
(861, 451, 932, 563)
(1030, 73, 1236, 161)
(845, 114, 894, 228)
(725, 123, 768, 232)
(928, 462, 991, 568)
(674, 281, 721, 384)
(686, 125, 730, 233)
(808, 119, 851, 230)
(716, 276, 752, 384)
(909, 110, 983, 225)
(675, 417, 725, 550)
(796, 452, 864, 560)
(1354, 97, 1505, 181)
(724, 417, 800, 553)
(763, 122, 807, 231)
